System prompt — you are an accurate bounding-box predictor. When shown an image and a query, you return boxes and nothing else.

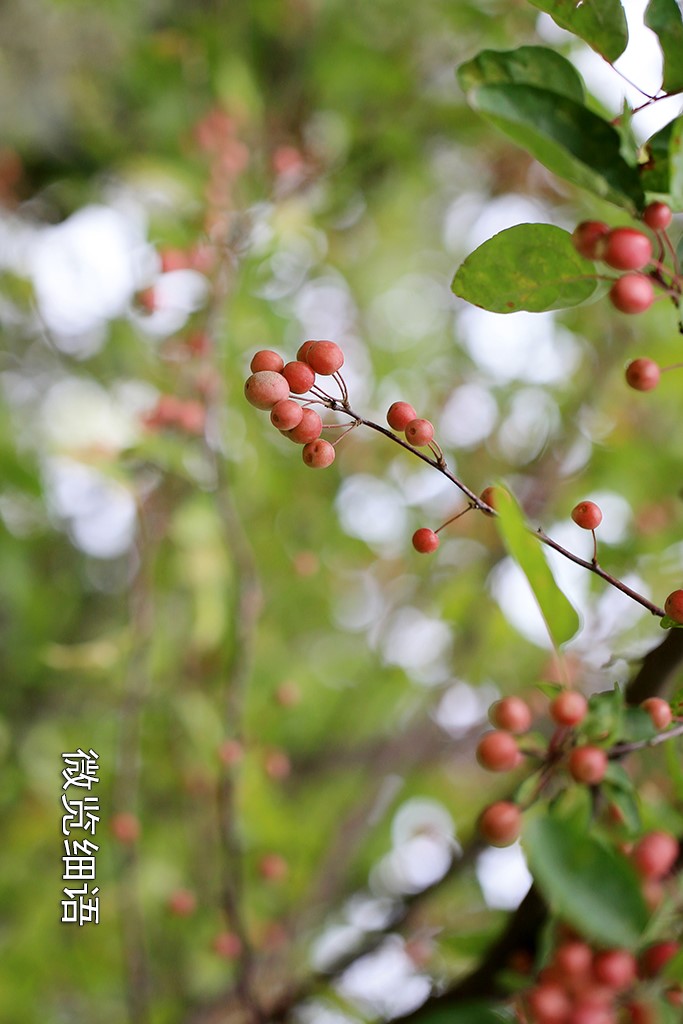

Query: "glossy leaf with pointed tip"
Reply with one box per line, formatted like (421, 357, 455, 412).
(645, 0, 683, 94)
(529, 0, 628, 62)
(458, 45, 585, 102)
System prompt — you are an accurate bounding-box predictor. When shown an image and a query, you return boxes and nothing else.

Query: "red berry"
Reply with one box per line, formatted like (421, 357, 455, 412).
(631, 831, 678, 880)
(286, 408, 323, 444)
(641, 697, 672, 730)
(568, 746, 608, 785)
(479, 801, 522, 847)
(412, 528, 440, 553)
(264, 749, 291, 780)
(178, 400, 206, 435)
(489, 696, 532, 734)
(602, 228, 653, 271)
(527, 982, 572, 1022)
(386, 401, 418, 432)
(405, 418, 435, 447)
(305, 340, 344, 375)
(643, 201, 672, 231)
(553, 940, 593, 978)
(110, 812, 140, 845)
(218, 739, 243, 765)
(297, 340, 317, 362)
(258, 853, 288, 882)
(625, 358, 660, 391)
(550, 690, 588, 727)
(167, 888, 197, 916)
(244, 370, 290, 410)
(571, 501, 602, 530)
(592, 949, 637, 990)
(282, 360, 316, 394)
(212, 931, 242, 959)
(479, 486, 499, 516)
(639, 941, 679, 978)
(302, 438, 336, 468)
(476, 731, 522, 772)
(250, 349, 285, 373)
(270, 399, 304, 430)
(664, 589, 683, 623)
(571, 220, 610, 260)
(626, 1001, 657, 1024)
(610, 274, 654, 314)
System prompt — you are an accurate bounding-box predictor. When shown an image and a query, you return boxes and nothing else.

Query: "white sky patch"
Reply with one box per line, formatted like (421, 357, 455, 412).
(337, 940, 431, 1018)
(476, 842, 532, 910)
(439, 382, 498, 449)
(379, 606, 453, 683)
(435, 680, 499, 738)
(336, 474, 408, 551)
(45, 456, 136, 558)
(369, 273, 450, 349)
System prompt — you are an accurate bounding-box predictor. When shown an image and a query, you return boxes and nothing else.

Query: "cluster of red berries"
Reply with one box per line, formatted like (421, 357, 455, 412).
(244, 341, 345, 468)
(571, 203, 673, 316)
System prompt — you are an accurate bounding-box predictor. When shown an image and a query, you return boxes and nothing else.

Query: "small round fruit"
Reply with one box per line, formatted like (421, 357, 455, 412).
(610, 274, 655, 314)
(167, 888, 197, 916)
(592, 949, 637, 990)
(527, 983, 571, 1023)
(412, 528, 440, 553)
(110, 812, 140, 845)
(244, 370, 290, 410)
(476, 731, 522, 772)
(250, 349, 285, 373)
(282, 360, 316, 394)
(302, 438, 336, 468)
(218, 739, 243, 765)
(641, 697, 672, 730)
(631, 831, 678, 880)
(572, 220, 610, 260)
(479, 486, 499, 516)
(603, 228, 653, 271)
(553, 940, 593, 978)
(270, 399, 304, 430)
(639, 941, 680, 978)
(625, 358, 660, 391)
(643, 202, 672, 232)
(258, 853, 288, 882)
(479, 801, 521, 847)
(386, 401, 418, 432)
(550, 690, 588, 728)
(489, 696, 532, 734)
(664, 589, 683, 623)
(212, 931, 242, 959)
(571, 501, 603, 530)
(305, 340, 344, 375)
(405, 418, 435, 447)
(297, 339, 317, 362)
(286, 408, 323, 444)
(568, 745, 608, 785)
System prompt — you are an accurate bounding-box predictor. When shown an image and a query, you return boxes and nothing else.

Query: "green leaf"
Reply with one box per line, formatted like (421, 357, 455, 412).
(660, 613, 683, 629)
(602, 777, 642, 835)
(523, 811, 650, 948)
(458, 46, 585, 102)
(452, 224, 598, 313)
(528, 0, 628, 62)
(640, 119, 676, 197)
(417, 1005, 514, 1024)
(668, 115, 683, 209)
(580, 687, 624, 745)
(467, 84, 644, 210)
(645, 0, 683, 94)
(621, 706, 658, 743)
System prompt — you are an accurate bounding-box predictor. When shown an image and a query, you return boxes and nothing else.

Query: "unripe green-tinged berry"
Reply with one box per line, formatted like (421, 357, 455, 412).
(270, 399, 304, 430)
(639, 941, 680, 978)
(305, 340, 344, 375)
(412, 528, 439, 553)
(244, 370, 290, 410)
(550, 690, 588, 727)
(405, 418, 435, 447)
(610, 274, 654, 314)
(302, 439, 335, 468)
(592, 949, 637, 990)
(282, 360, 316, 394)
(664, 589, 683, 623)
(250, 349, 284, 373)
(568, 745, 607, 785)
(641, 697, 672, 730)
(286, 408, 323, 444)
(387, 401, 417, 431)
(631, 831, 678, 880)
(479, 801, 521, 847)
(625, 358, 660, 391)
(572, 220, 610, 260)
(643, 202, 672, 231)
(476, 730, 522, 772)
(571, 501, 602, 530)
(603, 228, 653, 271)
(489, 696, 532, 734)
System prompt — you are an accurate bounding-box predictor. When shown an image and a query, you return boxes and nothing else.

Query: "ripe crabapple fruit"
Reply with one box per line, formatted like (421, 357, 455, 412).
(639, 941, 680, 978)
(553, 940, 593, 978)
(212, 931, 242, 959)
(571, 501, 602, 530)
(270, 399, 304, 430)
(641, 697, 672, 730)
(412, 528, 439, 553)
(297, 339, 317, 362)
(489, 696, 532, 734)
(550, 690, 588, 727)
(610, 274, 655, 314)
(602, 228, 653, 271)
(592, 949, 637, 990)
(568, 745, 608, 785)
(305, 340, 344, 375)
(625, 358, 660, 391)
(479, 486, 499, 515)
(643, 201, 673, 231)
(631, 831, 678, 880)
(405, 418, 435, 447)
(218, 739, 243, 765)
(258, 853, 288, 882)
(302, 438, 336, 468)
(286, 408, 323, 444)
(476, 730, 522, 772)
(250, 349, 285, 373)
(386, 401, 418, 432)
(110, 812, 140, 845)
(282, 360, 316, 394)
(167, 888, 197, 916)
(479, 801, 522, 847)
(527, 983, 572, 1022)
(244, 370, 290, 410)
(571, 220, 610, 260)
(664, 589, 683, 623)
